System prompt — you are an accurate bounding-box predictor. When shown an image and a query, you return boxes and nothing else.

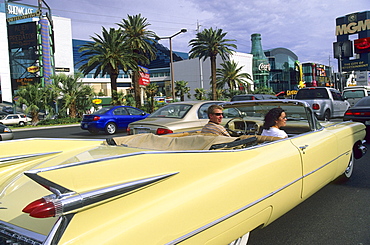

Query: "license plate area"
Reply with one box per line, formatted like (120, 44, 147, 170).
(134, 127, 151, 134)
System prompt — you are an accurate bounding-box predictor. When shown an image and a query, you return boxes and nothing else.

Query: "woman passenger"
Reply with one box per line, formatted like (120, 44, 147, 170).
(261, 108, 288, 138)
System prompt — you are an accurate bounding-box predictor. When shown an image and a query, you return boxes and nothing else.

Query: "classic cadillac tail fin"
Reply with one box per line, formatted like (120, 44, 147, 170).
(23, 172, 178, 218)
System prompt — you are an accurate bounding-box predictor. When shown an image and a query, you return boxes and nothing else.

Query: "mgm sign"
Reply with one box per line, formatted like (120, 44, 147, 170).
(334, 11, 370, 72)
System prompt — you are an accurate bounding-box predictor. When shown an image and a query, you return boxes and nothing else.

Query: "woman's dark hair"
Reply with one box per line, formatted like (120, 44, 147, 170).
(262, 108, 285, 129)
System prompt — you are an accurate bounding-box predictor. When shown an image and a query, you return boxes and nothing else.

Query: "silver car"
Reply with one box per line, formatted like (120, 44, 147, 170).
(0, 124, 13, 141)
(128, 101, 241, 135)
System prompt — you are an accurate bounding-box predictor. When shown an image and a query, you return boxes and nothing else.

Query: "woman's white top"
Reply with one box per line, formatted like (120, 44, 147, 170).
(261, 127, 288, 138)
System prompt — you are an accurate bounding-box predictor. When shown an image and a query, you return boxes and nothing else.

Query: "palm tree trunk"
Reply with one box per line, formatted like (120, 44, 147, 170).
(110, 73, 118, 104)
(210, 56, 217, 100)
(132, 71, 141, 108)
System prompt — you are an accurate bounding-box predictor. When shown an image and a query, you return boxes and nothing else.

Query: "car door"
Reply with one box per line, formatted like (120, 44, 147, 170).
(331, 90, 349, 117)
(290, 129, 338, 199)
(112, 107, 129, 129)
(126, 107, 147, 127)
(7, 115, 19, 125)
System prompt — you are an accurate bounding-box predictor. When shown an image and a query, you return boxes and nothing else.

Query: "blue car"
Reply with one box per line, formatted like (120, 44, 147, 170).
(81, 106, 149, 135)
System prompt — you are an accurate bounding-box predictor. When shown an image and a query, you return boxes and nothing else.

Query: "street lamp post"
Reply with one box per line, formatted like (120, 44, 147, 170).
(157, 29, 187, 99)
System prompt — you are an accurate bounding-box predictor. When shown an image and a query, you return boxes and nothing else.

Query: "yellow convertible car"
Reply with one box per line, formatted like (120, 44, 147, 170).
(0, 100, 366, 245)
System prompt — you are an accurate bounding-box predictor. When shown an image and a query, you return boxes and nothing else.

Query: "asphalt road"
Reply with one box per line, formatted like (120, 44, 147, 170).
(10, 125, 370, 245)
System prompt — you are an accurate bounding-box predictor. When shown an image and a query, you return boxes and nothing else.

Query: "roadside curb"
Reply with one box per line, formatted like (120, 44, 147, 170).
(11, 124, 80, 132)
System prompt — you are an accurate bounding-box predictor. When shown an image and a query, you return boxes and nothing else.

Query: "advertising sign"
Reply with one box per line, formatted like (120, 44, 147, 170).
(11, 77, 39, 90)
(138, 66, 150, 86)
(6, 3, 40, 22)
(8, 22, 37, 49)
(354, 37, 370, 54)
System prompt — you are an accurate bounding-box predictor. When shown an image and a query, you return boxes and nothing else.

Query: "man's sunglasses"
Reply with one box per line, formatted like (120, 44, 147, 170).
(213, 113, 224, 116)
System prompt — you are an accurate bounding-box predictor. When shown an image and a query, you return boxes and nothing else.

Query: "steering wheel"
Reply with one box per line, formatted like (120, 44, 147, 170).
(224, 117, 248, 136)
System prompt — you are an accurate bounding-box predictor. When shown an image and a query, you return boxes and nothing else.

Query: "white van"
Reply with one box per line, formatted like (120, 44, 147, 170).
(342, 86, 370, 106)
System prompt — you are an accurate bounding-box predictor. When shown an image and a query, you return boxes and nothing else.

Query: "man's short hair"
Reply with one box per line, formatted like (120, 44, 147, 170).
(207, 104, 223, 115)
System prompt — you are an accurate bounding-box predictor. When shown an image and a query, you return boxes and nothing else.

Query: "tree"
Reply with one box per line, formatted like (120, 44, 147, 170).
(253, 86, 275, 95)
(118, 14, 157, 108)
(145, 83, 158, 113)
(216, 60, 252, 91)
(111, 90, 126, 106)
(175, 80, 191, 101)
(189, 27, 236, 100)
(78, 27, 141, 103)
(194, 88, 207, 100)
(51, 73, 95, 118)
(15, 83, 52, 125)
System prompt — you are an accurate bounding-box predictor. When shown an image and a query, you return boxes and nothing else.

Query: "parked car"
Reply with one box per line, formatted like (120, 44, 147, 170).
(127, 101, 242, 135)
(342, 86, 370, 107)
(0, 124, 13, 141)
(0, 100, 366, 244)
(295, 87, 350, 120)
(343, 96, 370, 139)
(80, 105, 149, 135)
(1, 106, 13, 114)
(0, 113, 31, 126)
(231, 94, 278, 101)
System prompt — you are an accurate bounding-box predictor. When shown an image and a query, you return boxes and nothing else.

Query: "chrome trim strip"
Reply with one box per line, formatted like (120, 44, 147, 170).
(302, 151, 350, 178)
(43, 216, 64, 245)
(0, 152, 61, 163)
(43, 214, 75, 245)
(165, 151, 349, 244)
(165, 176, 302, 245)
(0, 220, 46, 244)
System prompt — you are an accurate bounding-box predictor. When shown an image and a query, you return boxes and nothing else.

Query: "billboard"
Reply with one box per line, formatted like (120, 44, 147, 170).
(138, 66, 150, 86)
(7, 22, 37, 49)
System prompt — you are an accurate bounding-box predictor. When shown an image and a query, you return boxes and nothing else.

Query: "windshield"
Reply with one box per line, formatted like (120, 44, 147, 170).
(149, 104, 192, 119)
(343, 90, 365, 99)
(224, 100, 320, 133)
(355, 97, 370, 106)
(295, 88, 329, 99)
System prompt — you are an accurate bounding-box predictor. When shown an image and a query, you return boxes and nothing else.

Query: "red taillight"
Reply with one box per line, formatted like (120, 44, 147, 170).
(23, 198, 56, 218)
(345, 111, 370, 116)
(93, 116, 100, 121)
(312, 103, 320, 110)
(22, 198, 47, 213)
(345, 110, 353, 116)
(156, 128, 173, 135)
(29, 202, 56, 218)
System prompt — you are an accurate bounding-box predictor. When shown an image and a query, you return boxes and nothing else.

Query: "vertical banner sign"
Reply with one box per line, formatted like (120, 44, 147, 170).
(39, 18, 53, 85)
(138, 66, 150, 86)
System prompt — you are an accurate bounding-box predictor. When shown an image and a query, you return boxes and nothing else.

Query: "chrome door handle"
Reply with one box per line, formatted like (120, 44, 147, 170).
(299, 145, 309, 154)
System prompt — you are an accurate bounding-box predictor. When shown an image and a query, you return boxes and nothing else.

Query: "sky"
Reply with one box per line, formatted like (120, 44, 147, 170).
(19, 0, 369, 71)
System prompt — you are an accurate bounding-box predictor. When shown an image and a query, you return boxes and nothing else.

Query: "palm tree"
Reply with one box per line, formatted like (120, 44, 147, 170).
(118, 14, 158, 108)
(145, 83, 158, 113)
(216, 60, 252, 91)
(78, 27, 142, 103)
(15, 83, 52, 125)
(189, 27, 236, 100)
(175, 80, 191, 101)
(194, 88, 207, 100)
(51, 73, 95, 118)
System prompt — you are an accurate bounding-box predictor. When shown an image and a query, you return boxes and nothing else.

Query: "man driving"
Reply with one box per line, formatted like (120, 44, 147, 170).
(201, 104, 231, 137)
